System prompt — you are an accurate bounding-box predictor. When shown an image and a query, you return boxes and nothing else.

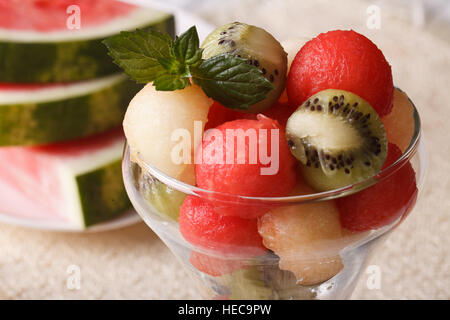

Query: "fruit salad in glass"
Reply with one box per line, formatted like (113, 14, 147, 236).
(105, 22, 425, 299)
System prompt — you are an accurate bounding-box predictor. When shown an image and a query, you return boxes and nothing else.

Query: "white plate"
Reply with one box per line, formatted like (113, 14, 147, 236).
(0, 7, 214, 232)
(0, 208, 142, 233)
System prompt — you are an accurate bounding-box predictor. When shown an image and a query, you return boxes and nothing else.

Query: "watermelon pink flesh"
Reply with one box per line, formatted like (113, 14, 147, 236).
(0, 128, 124, 222)
(0, 0, 135, 31)
(0, 147, 65, 221)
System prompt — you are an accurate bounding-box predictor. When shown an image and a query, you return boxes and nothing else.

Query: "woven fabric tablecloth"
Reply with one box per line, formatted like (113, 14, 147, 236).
(0, 0, 449, 299)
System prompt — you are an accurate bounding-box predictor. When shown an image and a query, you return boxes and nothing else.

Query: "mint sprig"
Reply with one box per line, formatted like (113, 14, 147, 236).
(103, 26, 273, 110)
(103, 29, 172, 84)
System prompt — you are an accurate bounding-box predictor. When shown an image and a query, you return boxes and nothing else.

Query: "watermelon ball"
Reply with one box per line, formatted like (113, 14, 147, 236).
(261, 100, 297, 127)
(205, 99, 297, 130)
(179, 196, 266, 257)
(204, 101, 254, 131)
(336, 143, 417, 232)
(287, 30, 394, 117)
(196, 115, 297, 218)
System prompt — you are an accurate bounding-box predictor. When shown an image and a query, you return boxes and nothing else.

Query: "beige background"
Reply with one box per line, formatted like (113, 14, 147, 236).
(0, 0, 449, 299)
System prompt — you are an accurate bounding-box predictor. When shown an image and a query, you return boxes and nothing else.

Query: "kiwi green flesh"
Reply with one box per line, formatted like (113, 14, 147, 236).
(138, 170, 186, 221)
(201, 22, 287, 113)
(286, 89, 388, 191)
(227, 267, 272, 300)
(224, 264, 316, 300)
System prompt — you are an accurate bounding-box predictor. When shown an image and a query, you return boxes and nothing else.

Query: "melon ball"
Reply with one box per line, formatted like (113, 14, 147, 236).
(257, 182, 344, 285)
(189, 251, 247, 277)
(195, 115, 297, 218)
(381, 89, 415, 152)
(123, 84, 213, 184)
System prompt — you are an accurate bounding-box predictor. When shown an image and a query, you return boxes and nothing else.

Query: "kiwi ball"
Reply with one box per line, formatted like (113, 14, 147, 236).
(286, 89, 388, 191)
(201, 22, 287, 113)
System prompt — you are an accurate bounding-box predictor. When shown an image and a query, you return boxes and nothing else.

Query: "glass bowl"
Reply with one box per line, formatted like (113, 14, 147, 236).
(122, 93, 426, 300)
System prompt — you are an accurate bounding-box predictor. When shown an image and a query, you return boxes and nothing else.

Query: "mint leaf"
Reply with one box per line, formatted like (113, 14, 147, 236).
(173, 26, 203, 67)
(191, 54, 274, 110)
(102, 29, 172, 83)
(155, 57, 190, 90)
(158, 57, 190, 76)
(153, 73, 191, 91)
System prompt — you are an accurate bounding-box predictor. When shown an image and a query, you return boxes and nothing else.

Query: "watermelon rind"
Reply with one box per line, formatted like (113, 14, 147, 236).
(61, 135, 130, 228)
(0, 73, 141, 146)
(76, 159, 131, 227)
(0, 8, 175, 83)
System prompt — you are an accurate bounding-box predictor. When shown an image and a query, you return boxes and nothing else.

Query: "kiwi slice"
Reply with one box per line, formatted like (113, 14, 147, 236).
(286, 89, 388, 191)
(201, 22, 287, 113)
(137, 169, 186, 221)
(227, 267, 272, 300)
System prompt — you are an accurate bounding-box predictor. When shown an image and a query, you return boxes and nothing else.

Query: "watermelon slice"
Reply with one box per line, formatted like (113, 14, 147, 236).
(0, 127, 130, 229)
(0, 0, 175, 83)
(0, 73, 141, 146)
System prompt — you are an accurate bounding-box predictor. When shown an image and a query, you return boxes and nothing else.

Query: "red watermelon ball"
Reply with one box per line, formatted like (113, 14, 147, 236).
(179, 196, 266, 256)
(205, 99, 297, 130)
(204, 101, 255, 131)
(336, 143, 417, 232)
(195, 115, 297, 218)
(287, 30, 394, 117)
(261, 100, 298, 127)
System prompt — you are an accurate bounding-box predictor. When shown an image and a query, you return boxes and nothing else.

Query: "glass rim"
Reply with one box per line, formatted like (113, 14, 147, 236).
(124, 87, 421, 205)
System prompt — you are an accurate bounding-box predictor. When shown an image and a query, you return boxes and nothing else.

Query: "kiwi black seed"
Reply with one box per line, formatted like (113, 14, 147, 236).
(286, 89, 388, 191)
(201, 22, 287, 113)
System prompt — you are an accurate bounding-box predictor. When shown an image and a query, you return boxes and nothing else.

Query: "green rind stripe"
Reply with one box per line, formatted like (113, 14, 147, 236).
(76, 159, 131, 227)
(0, 76, 142, 146)
(0, 15, 175, 83)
